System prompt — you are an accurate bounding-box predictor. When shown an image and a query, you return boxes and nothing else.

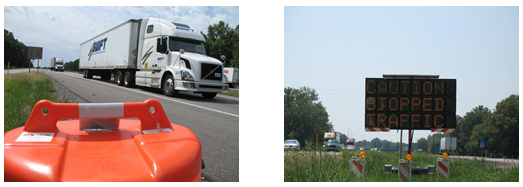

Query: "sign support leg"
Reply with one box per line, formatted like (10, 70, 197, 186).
(400, 129, 403, 159)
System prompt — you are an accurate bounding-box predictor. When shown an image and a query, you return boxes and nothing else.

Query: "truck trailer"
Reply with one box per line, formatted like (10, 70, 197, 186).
(223, 67, 238, 88)
(440, 137, 457, 154)
(50, 57, 64, 72)
(79, 18, 228, 99)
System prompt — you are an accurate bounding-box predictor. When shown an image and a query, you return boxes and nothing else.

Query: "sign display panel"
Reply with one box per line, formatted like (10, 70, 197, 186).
(365, 78, 456, 130)
(27, 46, 43, 59)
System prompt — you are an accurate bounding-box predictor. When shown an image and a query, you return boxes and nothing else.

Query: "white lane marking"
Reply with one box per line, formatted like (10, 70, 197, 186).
(56, 72, 239, 118)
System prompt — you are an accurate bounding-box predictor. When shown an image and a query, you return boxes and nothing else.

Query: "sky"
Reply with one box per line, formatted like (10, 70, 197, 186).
(284, 6, 519, 144)
(3, 6, 239, 68)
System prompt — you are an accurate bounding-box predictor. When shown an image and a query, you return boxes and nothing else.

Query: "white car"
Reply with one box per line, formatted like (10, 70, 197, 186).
(284, 139, 301, 151)
(347, 145, 356, 150)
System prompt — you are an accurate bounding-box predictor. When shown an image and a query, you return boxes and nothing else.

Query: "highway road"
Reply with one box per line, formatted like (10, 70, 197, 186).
(15, 69, 239, 181)
(449, 155, 519, 169)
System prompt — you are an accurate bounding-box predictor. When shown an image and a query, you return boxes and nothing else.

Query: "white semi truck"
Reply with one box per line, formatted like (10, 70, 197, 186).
(79, 18, 228, 99)
(440, 137, 457, 154)
(50, 57, 64, 72)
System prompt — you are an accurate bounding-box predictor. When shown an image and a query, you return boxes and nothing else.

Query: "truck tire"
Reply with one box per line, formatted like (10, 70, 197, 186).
(116, 71, 124, 86)
(201, 93, 217, 99)
(84, 70, 93, 79)
(162, 73, 177, 96)
(124, 71, 135, 87)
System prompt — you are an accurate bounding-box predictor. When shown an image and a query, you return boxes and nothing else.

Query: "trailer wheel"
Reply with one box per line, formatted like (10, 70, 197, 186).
(162, 73, 177, 96)
(84, 70, 93, 79)
(201, 93, 217, 99)
(116, 71, 124, 86)
(124, 71, 135, 87)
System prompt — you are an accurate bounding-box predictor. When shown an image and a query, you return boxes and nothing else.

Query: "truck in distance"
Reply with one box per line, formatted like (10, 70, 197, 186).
(323, 132, 339, 148)
(79, 18, 228, 99)
(50, 57, 64, 72)
(440, 137, 457, 154)
(346, 138, 356, 150)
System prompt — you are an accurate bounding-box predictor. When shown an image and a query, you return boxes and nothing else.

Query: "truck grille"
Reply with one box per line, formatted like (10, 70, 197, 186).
(201, 63, 222, 81)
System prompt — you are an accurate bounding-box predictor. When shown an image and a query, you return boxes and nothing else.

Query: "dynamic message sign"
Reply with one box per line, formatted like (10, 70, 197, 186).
(365, 77, 456, 130)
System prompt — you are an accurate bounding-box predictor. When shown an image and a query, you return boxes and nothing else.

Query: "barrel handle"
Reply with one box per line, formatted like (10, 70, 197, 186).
(22, 99, 172, 133)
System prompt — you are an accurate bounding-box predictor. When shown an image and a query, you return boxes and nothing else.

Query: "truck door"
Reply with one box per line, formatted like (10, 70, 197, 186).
(142, 37, 169, 70)
(154, 37, 169, 69)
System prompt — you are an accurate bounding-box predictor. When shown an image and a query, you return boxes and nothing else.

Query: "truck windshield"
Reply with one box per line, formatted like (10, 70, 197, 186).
(57, 62, 63, 65)
(169, 37, 206, 55)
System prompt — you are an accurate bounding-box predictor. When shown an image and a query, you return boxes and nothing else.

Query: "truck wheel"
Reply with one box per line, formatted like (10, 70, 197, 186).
(85, 70, 93, 79)
(162, 73, 177, 96)
(201, 93, 217, 99)
(124, 71, 135, 87)
(116, 71, 124, 86)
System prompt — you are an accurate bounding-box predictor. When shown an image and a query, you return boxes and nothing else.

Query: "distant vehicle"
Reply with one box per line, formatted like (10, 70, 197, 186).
(417, 148, 423, 152)
(223, 67, 238, 88)
(440, 137, 457, 154)
(346, 138, 356, 150)
(284, 139, 300, 151)
(340, 144, 345, 149)
(50, 57, 64, 72)
(359, 147, 364, 151)
(325, 139, 341, 152)
(323, 132, 339, 148)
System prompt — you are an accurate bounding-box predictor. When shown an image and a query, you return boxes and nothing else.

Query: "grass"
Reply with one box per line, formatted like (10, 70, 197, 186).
(4, 73, 64, 132)
(219, 88, 239, 97)
(284, 145, 519, 182)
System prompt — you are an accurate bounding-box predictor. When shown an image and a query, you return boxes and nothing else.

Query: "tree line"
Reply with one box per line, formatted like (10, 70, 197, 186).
(4, 29, 32, 69)
(284, 86, 333, 147)
(200, 21, 239, 68)
(453, 94, 518, 158)
(284, 86, 518, 158)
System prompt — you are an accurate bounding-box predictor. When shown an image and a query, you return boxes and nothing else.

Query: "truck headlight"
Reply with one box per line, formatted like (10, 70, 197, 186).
(181, 70, 194, 81)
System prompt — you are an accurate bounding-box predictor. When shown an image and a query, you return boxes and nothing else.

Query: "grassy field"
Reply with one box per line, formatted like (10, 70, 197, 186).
(284, 148, 519, 182)
(4, 73, 63, 132)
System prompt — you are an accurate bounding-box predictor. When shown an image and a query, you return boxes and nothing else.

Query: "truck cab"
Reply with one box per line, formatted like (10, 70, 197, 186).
(135, 18, 227, 99)
(51, 57, 64, 72)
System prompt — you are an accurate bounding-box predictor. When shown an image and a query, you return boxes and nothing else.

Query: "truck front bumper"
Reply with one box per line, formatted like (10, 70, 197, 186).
(175, 80, 228, 93)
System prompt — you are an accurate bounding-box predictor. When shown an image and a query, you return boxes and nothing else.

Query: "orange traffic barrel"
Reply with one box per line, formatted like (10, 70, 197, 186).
(4, 99, 202, 182)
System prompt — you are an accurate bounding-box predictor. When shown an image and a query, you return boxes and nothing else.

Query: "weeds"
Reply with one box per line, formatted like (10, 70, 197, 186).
(284, 148, 519, 182)
(4, 73, 59, 132)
